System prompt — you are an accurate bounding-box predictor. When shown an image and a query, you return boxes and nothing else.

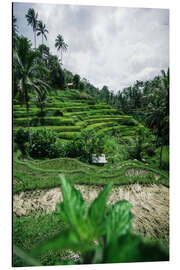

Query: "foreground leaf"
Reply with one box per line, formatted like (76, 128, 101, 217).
(104, 233, 169, 263)
(105, 200, 133, 244)
(88, 184, 112, 234)
(57, 175, 94, 240)
(13, 245, 42, 266)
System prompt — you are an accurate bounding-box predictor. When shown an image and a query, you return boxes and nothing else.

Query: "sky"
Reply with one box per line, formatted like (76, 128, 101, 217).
(13, 2, 169, 92)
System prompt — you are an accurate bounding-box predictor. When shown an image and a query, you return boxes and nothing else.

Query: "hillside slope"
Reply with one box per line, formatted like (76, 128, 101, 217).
(13, 89, 145, 141)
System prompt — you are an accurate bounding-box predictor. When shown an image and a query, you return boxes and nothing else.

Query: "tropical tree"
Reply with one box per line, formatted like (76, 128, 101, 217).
(145, 70, 169, 168)
(55, 34, 68, 64)
(34, 90, 47, 117)
(48, 55, 65, 89)
(37, 20, 48, 45)
(73, 74, 80, 89)
(25, 8, 38, 49)
(13, 37, 50, 142)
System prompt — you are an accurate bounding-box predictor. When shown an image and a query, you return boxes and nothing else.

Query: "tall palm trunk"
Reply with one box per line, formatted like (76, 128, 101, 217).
(34, 30, 36, 49)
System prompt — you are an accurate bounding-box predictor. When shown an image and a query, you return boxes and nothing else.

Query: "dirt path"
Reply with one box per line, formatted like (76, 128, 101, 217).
(13, 183, 169, 242)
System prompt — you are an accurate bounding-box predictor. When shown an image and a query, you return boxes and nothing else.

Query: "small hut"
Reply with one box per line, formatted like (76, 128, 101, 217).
(67, 82, 73, 89)
(92, 154, 107, 165)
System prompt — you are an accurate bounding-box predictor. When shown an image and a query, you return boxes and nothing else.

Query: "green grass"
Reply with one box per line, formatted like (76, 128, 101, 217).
(63, 108, 119, 117)
(85, 122, 118, 132)
(86, 116, 136, 125)
(13, 154, 169, 194)
(13, 212, 69, 267)
(96, 125, 139, 137)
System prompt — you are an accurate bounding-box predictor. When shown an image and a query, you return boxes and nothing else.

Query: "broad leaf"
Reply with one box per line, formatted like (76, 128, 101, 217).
(57, 175, 94, 240)
(88, 184, 112, 235)
(105, 200, 133, 244)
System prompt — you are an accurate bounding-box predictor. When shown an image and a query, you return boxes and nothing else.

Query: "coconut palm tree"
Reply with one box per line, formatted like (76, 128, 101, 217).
(25, 8, 38, 49)
(13, 37, 50, 142)
(37, 20, 48, 45)
(55, 34, 68, 64)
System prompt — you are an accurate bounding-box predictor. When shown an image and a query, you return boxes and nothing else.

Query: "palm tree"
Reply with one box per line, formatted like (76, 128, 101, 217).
(13, 37, 50, 142)
(55, 34, 68, 64)
(37, 20, 48, 45)
(25, 8, 38, 49)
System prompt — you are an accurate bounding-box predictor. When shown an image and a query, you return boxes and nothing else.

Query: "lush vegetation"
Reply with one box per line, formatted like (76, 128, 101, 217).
(13, 7, 169, 267)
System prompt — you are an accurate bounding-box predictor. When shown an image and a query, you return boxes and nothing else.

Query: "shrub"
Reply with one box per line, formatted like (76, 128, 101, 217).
(14, 128, 29, 155)
(64, 130, 105, 163)
(27, 129, 62, 159)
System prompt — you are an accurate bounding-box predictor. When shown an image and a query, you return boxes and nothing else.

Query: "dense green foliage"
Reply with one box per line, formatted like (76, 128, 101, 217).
(27, 129, 62, 158)
(64, 131, 105, 162)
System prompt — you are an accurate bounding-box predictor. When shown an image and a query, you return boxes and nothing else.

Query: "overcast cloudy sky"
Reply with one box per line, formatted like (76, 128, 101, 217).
(13, 2, 169, 92)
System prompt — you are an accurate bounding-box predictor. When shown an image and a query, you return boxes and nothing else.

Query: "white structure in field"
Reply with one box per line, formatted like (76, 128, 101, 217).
(92, 154, 107, 164)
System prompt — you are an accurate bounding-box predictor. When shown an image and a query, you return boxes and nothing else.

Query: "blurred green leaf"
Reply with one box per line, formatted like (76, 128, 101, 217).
(105, 200, 133, 244)
(104, 233, 169, 263)
(57, 175, 94, 240)
(88, 184, 112, 226)
(13, 245, 42, 266)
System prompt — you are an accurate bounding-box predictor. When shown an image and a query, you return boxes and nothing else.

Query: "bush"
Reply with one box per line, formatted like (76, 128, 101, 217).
(27, 129, 62, 158)
(64, 130, 105, 163)
(14, 128, 29, 155)
(103, 136, 130, 163)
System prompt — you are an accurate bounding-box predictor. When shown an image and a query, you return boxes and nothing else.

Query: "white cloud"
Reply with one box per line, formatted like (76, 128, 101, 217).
(13, 3, 169, 92)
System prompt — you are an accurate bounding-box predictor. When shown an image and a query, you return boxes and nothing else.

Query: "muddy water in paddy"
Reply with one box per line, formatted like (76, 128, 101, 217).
(13, 183, 169, 243)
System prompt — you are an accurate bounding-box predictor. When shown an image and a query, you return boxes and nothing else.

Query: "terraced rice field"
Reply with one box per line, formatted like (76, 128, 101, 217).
(13, 89, 145, 140)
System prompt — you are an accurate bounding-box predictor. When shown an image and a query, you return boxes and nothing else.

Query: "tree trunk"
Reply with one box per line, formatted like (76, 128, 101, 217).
(159, 144, 163, 169)
(42, 34, 43, 45)
(34, 30, 36, 49)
